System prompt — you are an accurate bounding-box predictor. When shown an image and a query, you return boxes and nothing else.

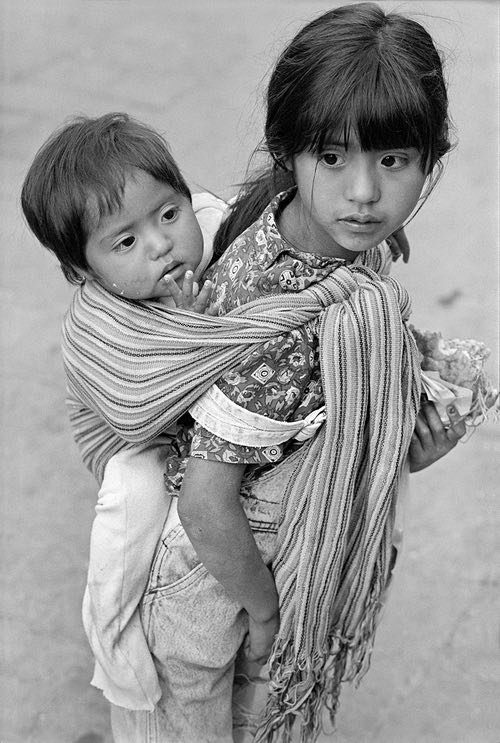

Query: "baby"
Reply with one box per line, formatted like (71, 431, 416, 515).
(21, 112, 228, 708)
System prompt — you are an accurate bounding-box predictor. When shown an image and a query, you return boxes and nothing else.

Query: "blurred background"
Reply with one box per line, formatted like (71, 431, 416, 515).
(1, 1, 498, 741)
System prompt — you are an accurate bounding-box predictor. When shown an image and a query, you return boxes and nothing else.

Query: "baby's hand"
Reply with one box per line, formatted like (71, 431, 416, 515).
(164, 271, 217, 315)
(387, 227, 410, 263)
(244, 612, 280, 666)
(409, 401, 466, 473)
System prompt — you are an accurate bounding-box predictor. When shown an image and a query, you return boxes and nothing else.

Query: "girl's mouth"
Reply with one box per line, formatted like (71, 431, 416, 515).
(340, 213, 380, 224)
(339, 217, 380, 233)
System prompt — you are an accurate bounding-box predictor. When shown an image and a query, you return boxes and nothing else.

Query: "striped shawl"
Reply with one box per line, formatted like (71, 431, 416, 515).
(62, 259, 421, 741)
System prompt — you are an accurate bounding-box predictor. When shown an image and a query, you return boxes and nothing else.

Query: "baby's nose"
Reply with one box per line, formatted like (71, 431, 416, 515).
(148, 232, 172, 258)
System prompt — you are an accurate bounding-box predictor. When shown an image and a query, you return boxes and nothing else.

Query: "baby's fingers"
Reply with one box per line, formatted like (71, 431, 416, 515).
(163, 272, 199, 309)
(162, 274, 183, 305)
(192, 279, 214, 314)
(180, 270, 196, 304)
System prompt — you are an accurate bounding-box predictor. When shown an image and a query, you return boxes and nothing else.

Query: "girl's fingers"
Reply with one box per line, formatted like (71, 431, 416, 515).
(409, 430, 424, 455)
(415, 401, 451, 447)
(390, 227, 411, 263)
(386, 236, 401, 262)
(413, 402, 435, 443)
(445, 405, 467, 442)
(418, 401, 466, 445)
(420, 401, 443, 434)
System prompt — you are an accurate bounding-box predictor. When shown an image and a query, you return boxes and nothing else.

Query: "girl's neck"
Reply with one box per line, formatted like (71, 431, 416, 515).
(277, 194, 357, 262)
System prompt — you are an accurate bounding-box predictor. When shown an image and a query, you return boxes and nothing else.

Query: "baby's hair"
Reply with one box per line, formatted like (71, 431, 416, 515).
(21, 112, 191, 283)
(214, 2, 451, 258)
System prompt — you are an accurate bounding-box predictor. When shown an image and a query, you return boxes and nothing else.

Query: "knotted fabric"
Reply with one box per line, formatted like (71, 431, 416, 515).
(63, 256, 421, 741)
(254, 267, 421, 742)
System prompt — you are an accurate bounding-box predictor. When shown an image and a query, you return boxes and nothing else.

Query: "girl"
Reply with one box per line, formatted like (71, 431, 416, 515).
(118, 3, 466, 742)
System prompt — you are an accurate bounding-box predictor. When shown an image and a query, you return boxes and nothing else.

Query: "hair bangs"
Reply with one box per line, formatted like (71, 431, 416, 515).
(301, 51, 433, 171)
(81, 137, 189, 228)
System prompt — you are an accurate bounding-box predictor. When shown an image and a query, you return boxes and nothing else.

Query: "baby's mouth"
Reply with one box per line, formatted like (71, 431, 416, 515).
(160, 262, 180, 281)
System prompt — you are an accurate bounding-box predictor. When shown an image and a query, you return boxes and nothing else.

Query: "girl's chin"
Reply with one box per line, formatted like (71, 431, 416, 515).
(337, 235, 385, 254)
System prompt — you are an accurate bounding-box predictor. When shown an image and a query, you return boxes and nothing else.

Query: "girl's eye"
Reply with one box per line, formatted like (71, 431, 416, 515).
(161, 207, 178, 222)
(381, 154, 408, 169)
(113, 235, 135, 251)
(320, 152, 345, 168)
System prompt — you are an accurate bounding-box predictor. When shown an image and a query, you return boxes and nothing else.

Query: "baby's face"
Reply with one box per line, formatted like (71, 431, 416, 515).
(84, 169, 203, 300)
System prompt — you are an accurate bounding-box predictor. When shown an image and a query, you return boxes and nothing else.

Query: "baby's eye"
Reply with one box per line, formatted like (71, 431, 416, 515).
(113, 235, 135, 251)
(161, 206, 178, 222)
(320, 152, 345, 168)
(380, 154, 408, 169)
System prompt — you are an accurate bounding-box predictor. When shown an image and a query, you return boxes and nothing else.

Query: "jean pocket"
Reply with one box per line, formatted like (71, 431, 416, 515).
(144, 522, 205, 601)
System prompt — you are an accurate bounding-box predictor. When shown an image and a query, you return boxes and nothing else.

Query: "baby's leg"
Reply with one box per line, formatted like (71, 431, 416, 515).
(127, 497, 247, 742)
(83, 439, 172, 710)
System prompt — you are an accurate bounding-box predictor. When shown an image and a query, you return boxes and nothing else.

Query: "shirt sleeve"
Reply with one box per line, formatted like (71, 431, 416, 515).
(189, 325, 323, 463)
(190, 422, 285, 464)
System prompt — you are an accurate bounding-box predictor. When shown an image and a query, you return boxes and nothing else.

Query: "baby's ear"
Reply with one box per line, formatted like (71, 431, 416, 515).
(79, 267, 95, 282)
(78, 265, 102, 285)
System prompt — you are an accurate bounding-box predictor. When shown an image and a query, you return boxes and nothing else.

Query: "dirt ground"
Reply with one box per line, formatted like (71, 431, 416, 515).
(1, 1, 499, 742)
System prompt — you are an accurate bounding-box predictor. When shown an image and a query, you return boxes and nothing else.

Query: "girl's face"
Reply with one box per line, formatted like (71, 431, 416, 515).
(282, 136, 427, 261)
(84, 169, 203, 300)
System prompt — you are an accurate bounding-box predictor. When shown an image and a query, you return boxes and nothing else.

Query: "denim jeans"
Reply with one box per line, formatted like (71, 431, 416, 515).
(109, 454, 409, 742)
(110, 453, 297, 743)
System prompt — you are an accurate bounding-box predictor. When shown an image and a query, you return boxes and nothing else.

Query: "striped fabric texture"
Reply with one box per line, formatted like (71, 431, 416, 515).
(62, 255, 421, 741)
(256, 268, 421, 742)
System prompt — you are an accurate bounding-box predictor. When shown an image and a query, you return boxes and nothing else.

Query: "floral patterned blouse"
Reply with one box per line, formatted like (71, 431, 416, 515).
(190, 189, 356, 459)
(164, 189, 391, 491)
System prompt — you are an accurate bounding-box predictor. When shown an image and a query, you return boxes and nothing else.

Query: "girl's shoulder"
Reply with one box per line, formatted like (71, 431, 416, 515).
(191, 192, 231, 275)
(191, 191, 230, 229)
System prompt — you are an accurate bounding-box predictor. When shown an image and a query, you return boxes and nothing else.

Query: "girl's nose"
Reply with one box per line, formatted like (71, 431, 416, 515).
(345, 162, 380, 204)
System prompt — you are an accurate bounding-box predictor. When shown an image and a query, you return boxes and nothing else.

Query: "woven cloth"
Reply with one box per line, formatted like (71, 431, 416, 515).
(62, 258, 421, 740)
(255, 268, 421, 742)
(63, 278, 348, 481)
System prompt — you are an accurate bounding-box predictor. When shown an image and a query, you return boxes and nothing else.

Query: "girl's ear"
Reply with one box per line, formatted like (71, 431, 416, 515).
(272, 152, 293, 172)
(282, 156, 294, 173)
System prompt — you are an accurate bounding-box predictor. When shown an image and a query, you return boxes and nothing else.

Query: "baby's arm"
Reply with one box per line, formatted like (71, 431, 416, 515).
(178, 457, 279, 664)
(408, 401, 466, 472)
(84, 440, 172, 708)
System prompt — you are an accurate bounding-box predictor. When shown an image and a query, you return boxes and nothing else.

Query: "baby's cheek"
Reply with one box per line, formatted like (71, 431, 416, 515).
(110, 274, 151, 299)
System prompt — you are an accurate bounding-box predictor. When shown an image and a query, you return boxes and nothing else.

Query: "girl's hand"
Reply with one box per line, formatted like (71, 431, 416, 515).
(163, 271, 217, 314)
(245, 611, 280, 665)
(409, 401, 466, 473)
(387, 227, 410, 263)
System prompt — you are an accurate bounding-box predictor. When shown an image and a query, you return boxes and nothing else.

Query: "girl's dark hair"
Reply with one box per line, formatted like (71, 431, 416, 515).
(214, 2, 451, 258)
(21, 112, 191, 283)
